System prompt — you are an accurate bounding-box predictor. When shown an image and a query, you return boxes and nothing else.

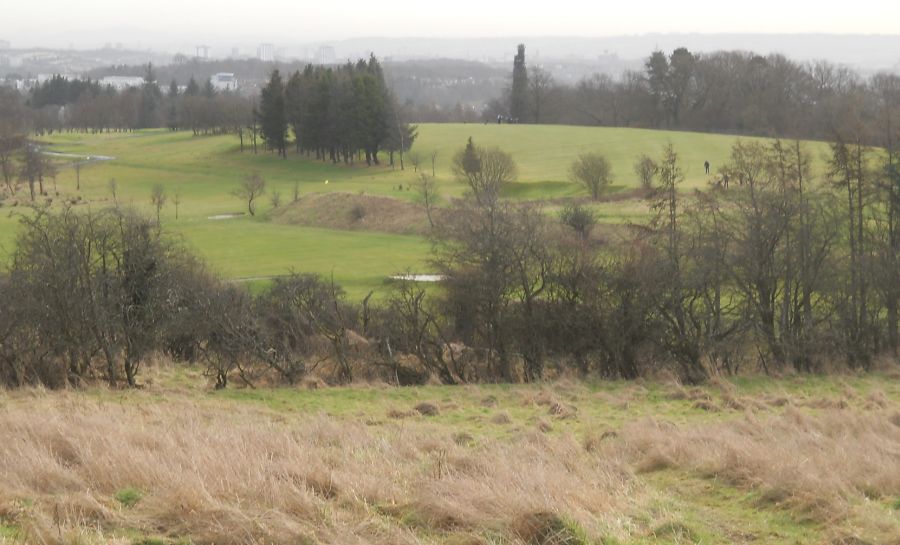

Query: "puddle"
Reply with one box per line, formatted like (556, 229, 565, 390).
(390, 274, 445, 282)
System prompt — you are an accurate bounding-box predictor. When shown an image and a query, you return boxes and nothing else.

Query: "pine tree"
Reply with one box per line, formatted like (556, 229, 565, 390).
(185, 76, 200, 97)
(258, 70, 288, 158)
(167, 79, 179, 131)
(510, 44, 528, 122)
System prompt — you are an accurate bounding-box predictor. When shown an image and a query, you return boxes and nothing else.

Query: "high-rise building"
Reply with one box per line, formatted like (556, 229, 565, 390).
(257, 43, 274, 62)
(316, 45, 335, 65)
(196, 45, 210, 59)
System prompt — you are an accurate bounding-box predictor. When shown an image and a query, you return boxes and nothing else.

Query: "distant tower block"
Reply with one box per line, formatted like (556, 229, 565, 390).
(257, 43, 275, 62)
(196, 45, 210, 59)
(316, 45, 335, 65)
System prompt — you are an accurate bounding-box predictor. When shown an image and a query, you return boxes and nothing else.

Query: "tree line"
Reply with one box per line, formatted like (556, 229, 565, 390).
(253, 56, 417, 166)
(496, 45, 900, 146)
(2, 125, 899, 389)
(17, 66, 255, 135)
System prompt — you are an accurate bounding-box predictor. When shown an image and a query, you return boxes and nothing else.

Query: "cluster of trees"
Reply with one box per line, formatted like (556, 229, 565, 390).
(0, 89, 60, 201)
(427, 133, 900, 382)
(253, 57, 417, 166)
(3, 129, 899, 389)
(10, 66, 254, 135)
(493, 46, 900, 144)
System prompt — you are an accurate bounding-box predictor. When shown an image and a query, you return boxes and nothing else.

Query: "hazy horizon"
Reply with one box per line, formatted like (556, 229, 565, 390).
(5, 0, 900, 50)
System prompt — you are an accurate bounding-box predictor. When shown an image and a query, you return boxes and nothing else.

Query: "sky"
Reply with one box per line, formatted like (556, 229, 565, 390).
(5, 0, 900, 49)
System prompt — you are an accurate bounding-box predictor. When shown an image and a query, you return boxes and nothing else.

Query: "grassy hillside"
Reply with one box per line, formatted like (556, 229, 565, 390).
(0, 370, 897, 544)
(0, 125, 834, 296)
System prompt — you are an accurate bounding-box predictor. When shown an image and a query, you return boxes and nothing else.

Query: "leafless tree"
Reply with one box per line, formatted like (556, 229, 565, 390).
(451, 139, 517, 206)
(233, 173, 266, 216)
(151, 184, 167, 227)
(529, 66, 555, 124)
(415, 174, 440, 230)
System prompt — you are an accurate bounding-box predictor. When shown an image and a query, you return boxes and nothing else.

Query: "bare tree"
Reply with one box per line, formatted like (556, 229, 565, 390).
(529, 66, 555, 123)
(451, 138, 517, 206)
(150, 184, 167, 227)
(108, 178, 119, 207)
(408, 151, 422, 173)
(233, 173, 266, 216)
(18, 144, 54, 201)
(172, 188, 181, 220)
(415, 174, 440, 230)
(569, 152, 613, 200)
(74, 161, 83, 191)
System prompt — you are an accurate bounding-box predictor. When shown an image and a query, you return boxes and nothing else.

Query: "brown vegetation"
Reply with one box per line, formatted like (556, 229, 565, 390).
(0, 393, 633, 545)
(0, 376, 897, 544)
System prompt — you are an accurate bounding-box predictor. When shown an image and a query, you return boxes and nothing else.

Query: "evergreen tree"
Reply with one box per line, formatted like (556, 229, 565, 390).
(167, 79, 179, 131)
(510, 44, 529, 121)
(258, 70, 288, 158)
(138, 63, 162, 129)
(185, 76, 200, 97)
(203, 78, 217, 99)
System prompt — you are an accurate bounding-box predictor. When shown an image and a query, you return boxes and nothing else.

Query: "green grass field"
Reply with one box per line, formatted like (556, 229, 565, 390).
(0, 124, 834, 296)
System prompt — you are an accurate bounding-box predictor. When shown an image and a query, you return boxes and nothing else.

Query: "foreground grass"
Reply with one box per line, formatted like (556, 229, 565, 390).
(0, 369, 897, 545)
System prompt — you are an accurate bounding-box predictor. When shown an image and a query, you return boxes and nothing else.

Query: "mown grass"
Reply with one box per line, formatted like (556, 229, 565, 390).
(0, 125, 835, 297)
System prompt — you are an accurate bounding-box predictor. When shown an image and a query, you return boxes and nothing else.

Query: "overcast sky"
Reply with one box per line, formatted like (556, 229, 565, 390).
(5, 0, 900, 49)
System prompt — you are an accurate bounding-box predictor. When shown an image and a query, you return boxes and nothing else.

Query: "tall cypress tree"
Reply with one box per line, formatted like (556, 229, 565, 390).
(258, 70, 287, 158)
(510, 44, 528, 122)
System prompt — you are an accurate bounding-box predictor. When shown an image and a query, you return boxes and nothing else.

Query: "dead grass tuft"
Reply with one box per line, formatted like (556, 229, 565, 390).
(387, 407, 416, 419)
(490, 411, 513, 425)
(547, 402, 578, 420)
(635, 448, 676, 474)
(889, 412, 900, 428)
(582, 431, 617, 453)
(512, 511, 588, 545)
(691, 400, 721, 412)
(480, 395, 499, 407)
(414, 402, 440, 416)
(803, 397, 850, 410)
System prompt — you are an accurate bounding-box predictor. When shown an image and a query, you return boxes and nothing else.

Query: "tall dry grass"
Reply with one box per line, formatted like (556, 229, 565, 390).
(615, 405, 900, 543)
(0, 392, 636, 545)
(0, 382, 898, 544)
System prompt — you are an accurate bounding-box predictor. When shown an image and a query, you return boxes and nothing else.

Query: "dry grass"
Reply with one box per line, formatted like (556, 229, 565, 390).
(614, 405, 900, 543)
(1, 374, 899, 544)
(0, 393, 636, 545)
(270, 193, 446, 236)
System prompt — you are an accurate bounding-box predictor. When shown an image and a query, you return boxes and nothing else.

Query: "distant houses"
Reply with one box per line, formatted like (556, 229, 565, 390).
(98, 76, 146, 90)
(210, 73, 238, 92)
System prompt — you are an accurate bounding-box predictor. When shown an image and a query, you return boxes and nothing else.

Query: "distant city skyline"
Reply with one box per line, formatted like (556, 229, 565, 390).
(4, 0, 900, 50)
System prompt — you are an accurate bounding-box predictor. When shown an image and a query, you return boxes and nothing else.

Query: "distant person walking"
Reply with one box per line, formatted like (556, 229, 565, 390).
(704, 160, 710, 175)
